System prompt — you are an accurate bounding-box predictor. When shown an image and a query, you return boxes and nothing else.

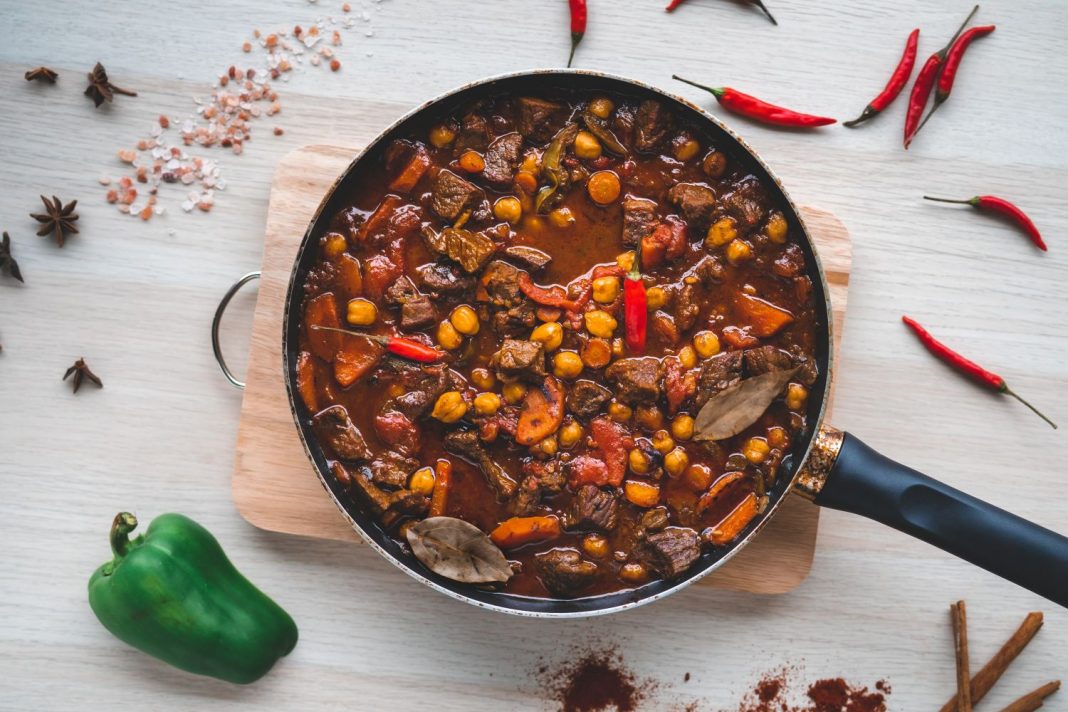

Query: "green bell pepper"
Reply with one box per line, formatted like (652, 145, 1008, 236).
(89, 512, 298, 684)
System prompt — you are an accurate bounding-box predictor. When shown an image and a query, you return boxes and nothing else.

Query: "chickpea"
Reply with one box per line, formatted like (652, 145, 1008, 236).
(437, 320, 463, 350)
(470, 367, 496, 391)
(702, 150, 728, 178)
(619, 561, 648, 584)
(589, 97, 615, 119)
(322, 232, 348, 258)
(592, 276, 621, 304)
(493, 196, 522, 224)
(607, 401, 632, 423)
(583, 533, 610, 558)
(611, 337, 625, 358)
(519, 151, 540, 175)
(524, 215, 546, 233)
(449, 305, 480, 336)
(559, 420, 584, 449)
(531, 435, 559, 458)
(586, 170, 622, 205)
(767, 425, 788, 449)
(684, 463, 714, 491)
(458, 150, 484, 173)
(673, 135, 701, 162)
(651, 429, 675, 454)
(528, 321, 563, 352)
(502, 381, 528, 404)
(431, 391, 468, 423)
(645, 286, 667, 310)
(693, 331, 721, 359)
(785, 383, 808, 411)
(553, 351, 584, 379)
(584, 309, 618, 338)
(664, 447, 690, 478)
(766, 211, 789, 243)
(744, 437, 771, 464)
(671, 414, 695, 441)
(615, 250, 636, 272)
(726, 238, 754, 265)
(573, 130, 603, 160)
(473, 392, 501, 416)
(624, 479, 661, 507)
(678, 345, 698, 369)
(706, 217, 738, 248)
(549, 207, 576, 228)
(635, 405, 665, 432)
(409, 466, 436, 496)
(429, 123, 456, 148)
(346, 298, 377, 326)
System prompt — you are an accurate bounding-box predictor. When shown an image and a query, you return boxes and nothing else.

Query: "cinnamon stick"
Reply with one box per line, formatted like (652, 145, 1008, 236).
(939, 612, 1045, 712)
(951, 601, 972, 712)
(998, 680, 1061, 712)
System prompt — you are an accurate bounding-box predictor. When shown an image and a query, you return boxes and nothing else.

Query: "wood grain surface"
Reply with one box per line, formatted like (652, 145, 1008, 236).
(230, 144, 852, 595)
(1, 1, 1066, 710)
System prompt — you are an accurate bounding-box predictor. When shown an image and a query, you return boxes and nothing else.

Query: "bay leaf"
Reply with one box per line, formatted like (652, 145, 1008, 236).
(693, 366, 799, 442)
(406, 516, 513, 584)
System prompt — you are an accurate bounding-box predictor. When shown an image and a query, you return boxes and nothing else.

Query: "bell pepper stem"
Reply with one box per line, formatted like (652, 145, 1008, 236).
(110, 512, 139, 558)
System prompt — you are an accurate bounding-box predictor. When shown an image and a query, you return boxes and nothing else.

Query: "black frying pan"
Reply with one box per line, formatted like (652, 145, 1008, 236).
(216, 70, 1068, 616)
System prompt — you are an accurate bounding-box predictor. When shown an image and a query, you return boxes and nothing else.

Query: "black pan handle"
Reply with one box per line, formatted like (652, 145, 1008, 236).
(814, 432, 1068, 607)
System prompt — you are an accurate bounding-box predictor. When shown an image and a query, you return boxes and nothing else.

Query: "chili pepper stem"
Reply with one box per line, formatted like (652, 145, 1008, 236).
(568, 34, 580, 67)
(842, 106, 877, 128)
(912, 104, 941, 136)
(671, 75, 724, 98)
(1003, 387, 1058, 429)
(923, 195, 978, 205)
(109, 512, 139, 559)
(753, 0, 777, 25)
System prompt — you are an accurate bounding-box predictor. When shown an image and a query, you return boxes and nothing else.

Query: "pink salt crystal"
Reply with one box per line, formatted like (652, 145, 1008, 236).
(117, 149, 137, 163)
(99, 176, 112, 185)
(106, 189, 119, 203)
(159, 115, 170, 129)
(274, 126, 284, 136)
(139, 205, 153, 220)
(242, 41, 252, 52)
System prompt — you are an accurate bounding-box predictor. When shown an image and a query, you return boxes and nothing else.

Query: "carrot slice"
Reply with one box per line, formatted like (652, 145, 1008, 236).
(490, 515, 561, 549)
(735, 293, 794, 337)
(429, 459, 452, 517)
(516, 375, 565, 445)
(580, 338, 612, 369)
(696, 471, 746, 514)
(388, 146, 431, 193)
(295, 350, 318, 412)
(333, 336, 384, 388)
(304, 293, 341, 361)
(709, 492, 759, 546)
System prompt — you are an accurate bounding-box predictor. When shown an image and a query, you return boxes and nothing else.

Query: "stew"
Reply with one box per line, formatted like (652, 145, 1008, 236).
(294, 89, 820, 598)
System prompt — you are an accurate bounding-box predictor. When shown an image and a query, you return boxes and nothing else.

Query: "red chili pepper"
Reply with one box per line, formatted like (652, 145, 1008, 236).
(567, 0, 587, 68)
(923, 195, 1047, 252)
(623, 260, 647, 353)
(672, 76, 835, 128)
(311, 326, 445, 362)
(904, 5, 979, 149)
(902, 316, 1056, 429)
(843, 28, 920, 128)
(518, 272, 586, 313)
(666, 0, 777, 25)
(912, 24, 996, 136)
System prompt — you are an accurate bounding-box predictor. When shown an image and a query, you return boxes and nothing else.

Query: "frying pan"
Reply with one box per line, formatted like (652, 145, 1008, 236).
(214, 70, 1068, 616)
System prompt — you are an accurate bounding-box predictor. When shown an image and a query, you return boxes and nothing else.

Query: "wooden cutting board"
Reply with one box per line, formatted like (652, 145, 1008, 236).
(231, 144, 852, 595)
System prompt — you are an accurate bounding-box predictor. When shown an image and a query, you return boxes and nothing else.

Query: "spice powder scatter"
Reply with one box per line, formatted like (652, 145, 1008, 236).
(100, 0, 383, 221)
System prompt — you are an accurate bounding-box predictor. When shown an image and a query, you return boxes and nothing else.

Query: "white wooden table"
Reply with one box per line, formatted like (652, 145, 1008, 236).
(1, 1, 1066, 709)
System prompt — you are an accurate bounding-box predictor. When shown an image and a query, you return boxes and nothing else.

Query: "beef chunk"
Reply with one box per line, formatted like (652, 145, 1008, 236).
(636, 527, 702, 579)
(480, 259, 525, 308)
(422, 225, 496, 273)
(385, 365, 448, 420)
(695, 351, 744, 407)
(635, 100, 674, 152)
(418, 262, 476, 296)
(692, 254, 725, 285)
(368, 451, 419, 489)
(639, 506, 670, 533)
(535, 549, 598, 597)
(566, 379, 612, 418)
(504, 245, 552, 271)
(622, 196, 658, 247)
(510, 475, 543, 516)
(524, 458, 566, 493)
(431, 169, 483, 221)
(772, 243, 805, 278)
(384, 276, 436, 329)
(492, 301, 538, 337)
(668, 182, 717, 229)
(444, 429, 517, 498)
(336, 463, 428, 517)
(482, 132, 524, 186)
(311, 405, 372, 461)
(720, 176, 769, 232)
(568, 485, 619, 531)
(674, 282, 700, 332)
(516, 97, 565, 142)
(456, 112, 491, 151)
(744, 345, 795, 376)
(605, 357, 662, 405)
(492, 339, 546, 381)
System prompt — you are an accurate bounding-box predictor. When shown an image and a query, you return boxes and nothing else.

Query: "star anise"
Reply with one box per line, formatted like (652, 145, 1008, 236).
(31, 195, 79, 247)
(84, 62, 137, 107)
(0, 232, 24, 282)
(25, 66, 58, 83)
(64, 358, 103, 394)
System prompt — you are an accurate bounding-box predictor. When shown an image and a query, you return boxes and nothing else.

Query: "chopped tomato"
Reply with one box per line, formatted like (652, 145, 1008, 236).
(362, 254, 401, 299)
(356, 195, 402, 243)
(304, 293, 341, 361)
(334, 337, 384, 387)
(664, 357, 696, 415)
(589, 416, 634, 486)
(518, 273, 584, 312)
(641, 217, 688, 270)
(516, 376, 565, 445)
(640, 231, 668, 270)
(735, 293, 795, 337)
(567, 455, 611, 488)
(374, 410, 421, 455)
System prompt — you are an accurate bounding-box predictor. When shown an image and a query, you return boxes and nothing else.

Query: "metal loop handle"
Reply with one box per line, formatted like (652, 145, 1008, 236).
(211, 271, 261, 390)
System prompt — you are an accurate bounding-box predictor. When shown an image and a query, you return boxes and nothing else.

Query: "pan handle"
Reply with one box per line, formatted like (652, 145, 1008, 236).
(211, 271, 261, 390)
(813, 431, 1068, 606)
